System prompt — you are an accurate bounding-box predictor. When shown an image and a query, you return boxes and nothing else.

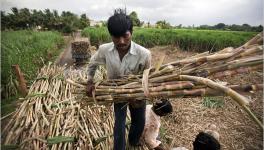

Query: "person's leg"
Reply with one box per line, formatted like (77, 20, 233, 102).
(114, 102, 127, 150)
(128, 100, 146, 146)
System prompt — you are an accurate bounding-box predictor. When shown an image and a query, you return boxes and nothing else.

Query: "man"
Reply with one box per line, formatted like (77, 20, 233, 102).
(86, 9, 151, 150)
(141, 99, 173, 150)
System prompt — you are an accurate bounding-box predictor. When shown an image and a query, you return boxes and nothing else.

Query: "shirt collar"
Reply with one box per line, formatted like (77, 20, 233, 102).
(129, 41, 137, 55)
(109, 41, 137, 55)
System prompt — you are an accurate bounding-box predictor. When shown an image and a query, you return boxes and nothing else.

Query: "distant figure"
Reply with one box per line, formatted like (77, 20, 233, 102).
(173, 124, 220, 150)
(140, 99, 173, 150)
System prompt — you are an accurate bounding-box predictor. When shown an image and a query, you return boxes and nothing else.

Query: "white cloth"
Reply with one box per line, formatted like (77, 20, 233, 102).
(87, 41, 151, 80)
(172, 147, 189, 150)
(141, 105, 161, 149)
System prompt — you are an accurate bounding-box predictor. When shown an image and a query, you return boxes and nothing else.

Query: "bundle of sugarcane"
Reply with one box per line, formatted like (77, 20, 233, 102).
(71, 32, 263, 103)
(2, 64, 148, 150)
(71, 38, 90, 59)
(69, 32, 263, 129)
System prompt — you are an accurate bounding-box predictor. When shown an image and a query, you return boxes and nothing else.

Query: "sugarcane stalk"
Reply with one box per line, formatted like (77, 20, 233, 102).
(154, 54, 165, 73)
(47, 136, 75, 145)
(94, 81, 194, 94)
(216, 47, 234, 54)
(81, 83, 263, 103)
(243, 32, 263, 47)
(211, 65, 262, 78)
(241, 105, 264, 130)
(194, 58, 263, 77)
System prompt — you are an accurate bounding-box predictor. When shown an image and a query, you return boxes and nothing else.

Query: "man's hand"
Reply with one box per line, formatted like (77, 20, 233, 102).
(154, 144, 167, 150)
(86, 80, 95, 97)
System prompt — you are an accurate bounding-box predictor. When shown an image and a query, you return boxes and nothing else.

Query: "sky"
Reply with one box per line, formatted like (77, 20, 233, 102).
(1, 0, 263, 26)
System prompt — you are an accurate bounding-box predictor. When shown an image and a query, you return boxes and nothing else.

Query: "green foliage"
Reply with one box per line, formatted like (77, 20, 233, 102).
(78, 14, 90, 29)
(1, 144, 19, 150)
(1, 30, 64, 101)
(198, 23, 263, 32)
(214, 23, 226, 29)
(1, 8, 90, 33)
(129, 11, 141, 26)
(156, 20, 172, 29)
(1, 96, 17, 117)
(202, 96, 224, 108)
(47, 136, 75, 145)
(82, 27, 257, 52)
(82, 27, 111, 47)
(159, 125, 166, 139)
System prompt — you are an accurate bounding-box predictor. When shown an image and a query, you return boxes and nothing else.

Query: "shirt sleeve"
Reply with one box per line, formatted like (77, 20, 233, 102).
(144, 124, 161, 149)
(144, 51, 152, 69)
(87, 48, 106, 82)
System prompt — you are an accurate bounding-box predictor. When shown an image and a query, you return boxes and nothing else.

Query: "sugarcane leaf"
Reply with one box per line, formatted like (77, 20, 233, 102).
(202, 96, 224, 108)
(1, 145, 19, 150)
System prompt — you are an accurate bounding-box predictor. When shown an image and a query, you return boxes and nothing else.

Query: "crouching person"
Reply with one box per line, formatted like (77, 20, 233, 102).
(173, 124, 220, 150)
(140, 98, 173, 150)
(193, 124, 220, 150)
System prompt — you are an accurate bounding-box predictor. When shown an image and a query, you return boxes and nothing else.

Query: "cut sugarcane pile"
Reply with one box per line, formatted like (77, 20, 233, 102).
(72, 32, 263, 104)
(2, 64, 148, 150)
(71, 38, 90, 59)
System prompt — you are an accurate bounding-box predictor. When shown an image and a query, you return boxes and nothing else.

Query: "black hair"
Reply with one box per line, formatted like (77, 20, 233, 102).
(107, 8, 133, 37)
(153, 98, 173, 116)
(193, 132, 221, 150)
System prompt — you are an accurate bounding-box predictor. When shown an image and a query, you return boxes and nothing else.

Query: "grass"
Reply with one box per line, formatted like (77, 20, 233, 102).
(202, 96, 225, 108)
(82, 27, 257, 52)
(1, 30, 64, 116)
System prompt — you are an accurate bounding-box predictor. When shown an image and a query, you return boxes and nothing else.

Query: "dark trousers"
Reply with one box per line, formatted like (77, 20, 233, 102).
(113, 101, 146, 150)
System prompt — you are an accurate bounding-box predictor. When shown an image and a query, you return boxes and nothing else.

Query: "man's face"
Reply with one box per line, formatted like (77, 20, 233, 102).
(112, 31, 132, 51)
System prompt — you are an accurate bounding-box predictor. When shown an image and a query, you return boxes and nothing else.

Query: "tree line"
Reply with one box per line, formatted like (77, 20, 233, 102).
(196, 23, 263, 32)
(155, 21, 262, 32)
(1, 7, 263, 33)
(1, 7, 90, 33)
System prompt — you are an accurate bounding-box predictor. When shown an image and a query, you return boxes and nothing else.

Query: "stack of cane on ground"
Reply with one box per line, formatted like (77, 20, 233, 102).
(70, 32, 263, 129)
(2, 64, 148, 150)
(71, 38, 91, 59)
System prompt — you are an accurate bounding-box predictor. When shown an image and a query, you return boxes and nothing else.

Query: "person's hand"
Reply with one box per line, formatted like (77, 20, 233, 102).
(86, 80, 95, 97)
(154, 144, 167, 150)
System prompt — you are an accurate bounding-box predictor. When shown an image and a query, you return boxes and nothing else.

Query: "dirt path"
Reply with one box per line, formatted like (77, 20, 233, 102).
(55, 31, 83, 67)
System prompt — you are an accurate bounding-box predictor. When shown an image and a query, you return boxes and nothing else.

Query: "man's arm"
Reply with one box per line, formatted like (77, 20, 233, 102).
(144, 125, 162, 149)
(87, 48, 106, 82)
(86, 48, 105, 96)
